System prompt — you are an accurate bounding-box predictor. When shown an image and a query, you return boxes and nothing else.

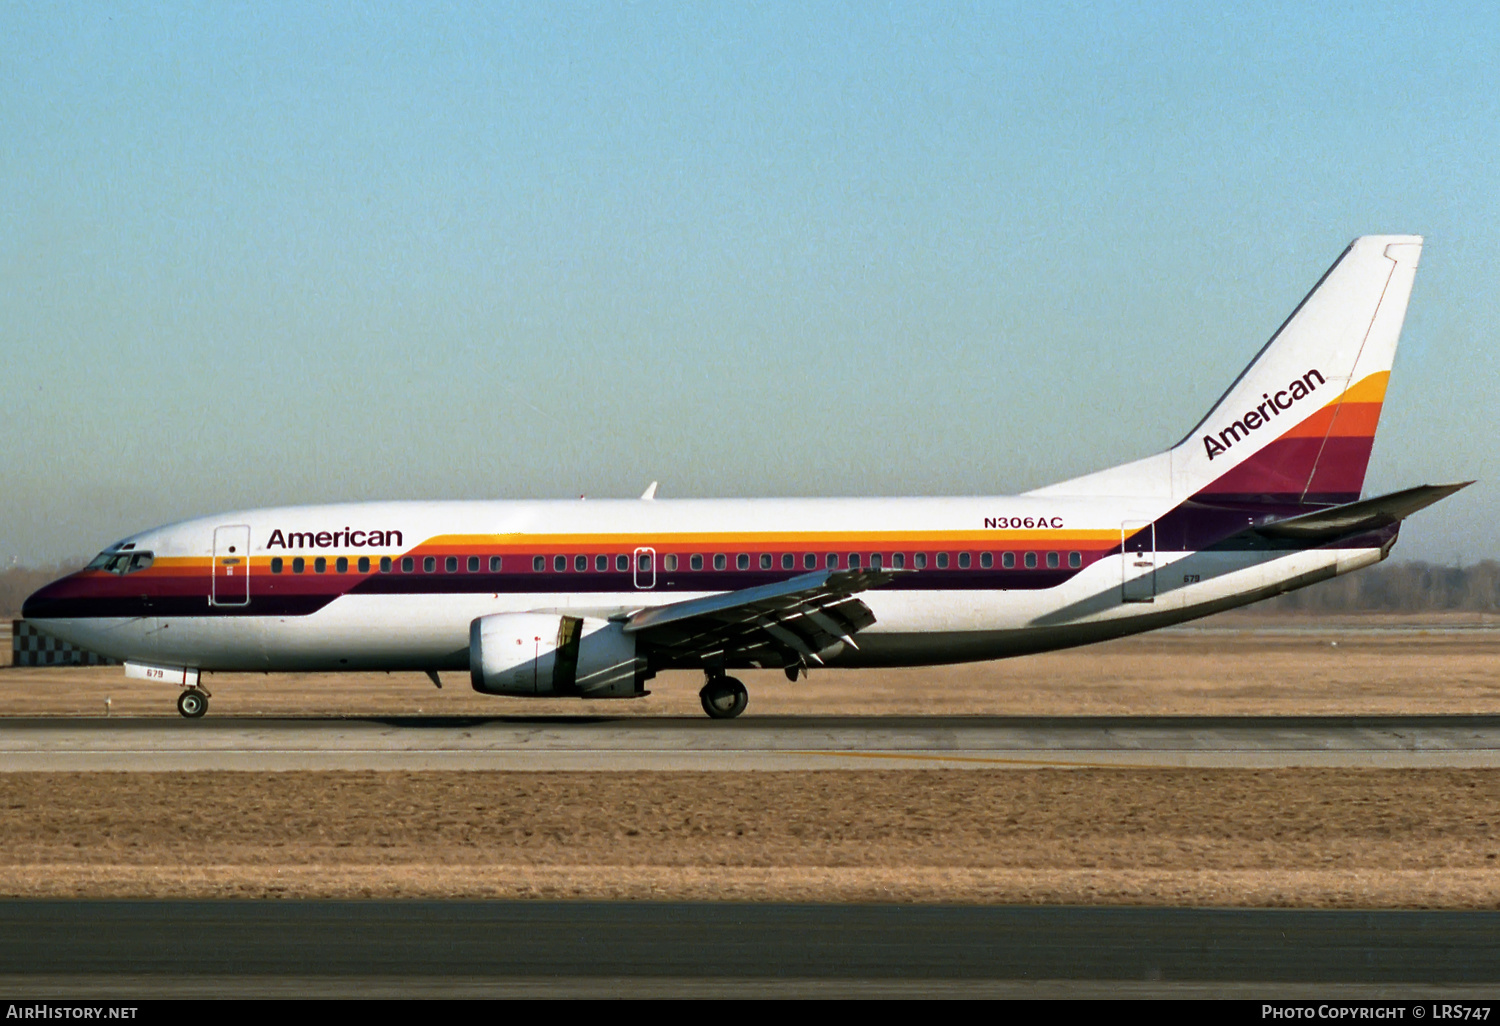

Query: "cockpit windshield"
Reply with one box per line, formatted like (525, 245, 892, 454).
(86, 550, 154, 575)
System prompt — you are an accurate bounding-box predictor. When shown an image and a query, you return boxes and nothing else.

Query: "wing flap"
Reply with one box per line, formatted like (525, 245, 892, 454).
(624, 568, 907, 669)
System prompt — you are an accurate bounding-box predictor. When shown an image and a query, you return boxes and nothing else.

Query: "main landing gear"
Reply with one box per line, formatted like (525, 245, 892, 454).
(700, 674, 748, 720)
(176, 687, 210, 719)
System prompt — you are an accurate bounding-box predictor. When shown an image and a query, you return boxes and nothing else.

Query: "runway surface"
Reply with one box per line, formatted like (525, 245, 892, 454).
(2, 901, 1499, 997)
(4, 714, 1500, 770)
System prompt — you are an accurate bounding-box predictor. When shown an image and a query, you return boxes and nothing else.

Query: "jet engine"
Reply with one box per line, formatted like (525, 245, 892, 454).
(469, 613, 646, 698)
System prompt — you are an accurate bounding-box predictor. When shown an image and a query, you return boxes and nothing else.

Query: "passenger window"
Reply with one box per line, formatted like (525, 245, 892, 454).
(1024, 552, 1037, 569)
(690, 554, 704, 571)
(336, 556, 349, 573)
(871, 553, 883, 569)
(1069, 551, 1082, 569)
(1047, 551, 1060, 569)
(380, 557, 392, 573)
(271, 557, 283, 574)
(401, 557, 414, 573)
(664, 554, 678, 571)
(359, 557, 371, 573)
(533, 556, 545, 572)
(554, 555, 567, 572)
(424, 556, 437, 573)
(958, 553, 971, 569)
(804, 553, 816, 570)
(781, 553, 794, 570)
(980, 552, 993, 569)
(714, 554, 726, 571)
(595, 554, 607, 572)
(293, 557, 305, 574)
(826, 553, 838, 569)
(315, 557, 327, 573)
(447, 556, 459, 573)
(616, 554, 629, 572)
(914, 552, 927, 569)
(1002, 552, 1015, 569)
(936, 552, 949, 569)
(892, 553, 905, 569)
(848, 554, 861, 569)
(575, 554, 587, 572)
(760, 553, 772, 570)
(736, 554, 749, 570)
(490, 556, 503, 572)
(467, 556, 480, 573)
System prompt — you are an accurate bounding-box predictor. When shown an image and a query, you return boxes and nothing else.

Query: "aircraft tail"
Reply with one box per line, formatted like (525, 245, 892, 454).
(1031, 235, 1423, 505)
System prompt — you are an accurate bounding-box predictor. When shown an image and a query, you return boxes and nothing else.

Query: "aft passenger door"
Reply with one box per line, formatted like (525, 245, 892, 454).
(1121, 521, 1156, 603)
(212, 525, 251, 606)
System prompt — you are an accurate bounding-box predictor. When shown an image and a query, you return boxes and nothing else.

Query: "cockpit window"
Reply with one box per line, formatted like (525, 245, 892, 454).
(87, 550, 154, 575)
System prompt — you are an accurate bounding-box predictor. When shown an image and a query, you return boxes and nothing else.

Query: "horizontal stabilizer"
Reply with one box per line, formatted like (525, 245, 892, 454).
(1253, 482, 1472, 542)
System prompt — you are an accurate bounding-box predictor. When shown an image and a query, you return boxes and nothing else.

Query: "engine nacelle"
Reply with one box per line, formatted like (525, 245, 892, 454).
(469, 613, 645, 698)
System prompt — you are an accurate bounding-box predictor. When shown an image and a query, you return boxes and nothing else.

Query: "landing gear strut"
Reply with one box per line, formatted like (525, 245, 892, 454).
(699, 675, 748, 720)
(176, 688, 209, 719)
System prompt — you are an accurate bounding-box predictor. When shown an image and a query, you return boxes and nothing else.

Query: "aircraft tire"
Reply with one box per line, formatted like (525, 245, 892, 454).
(176, 689, 208, 719)
(700, 676, 748, 720)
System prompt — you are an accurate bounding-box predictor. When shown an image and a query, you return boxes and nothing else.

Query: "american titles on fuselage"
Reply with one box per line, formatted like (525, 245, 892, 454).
(1202, 368, 1325, 460)
(265, 528, 404, 549)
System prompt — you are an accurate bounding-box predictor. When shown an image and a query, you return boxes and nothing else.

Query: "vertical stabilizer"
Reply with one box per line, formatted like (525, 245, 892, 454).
(1175, 235, 1420, 505)
(1030, 235, 1421, 504)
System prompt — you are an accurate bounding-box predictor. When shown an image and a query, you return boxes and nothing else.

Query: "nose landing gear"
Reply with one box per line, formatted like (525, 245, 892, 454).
(699, 674, 748, 719)
(176, 687, 210, 719)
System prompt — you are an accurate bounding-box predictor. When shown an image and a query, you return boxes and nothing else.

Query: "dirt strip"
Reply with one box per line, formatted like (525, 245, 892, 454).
(3, 769, 1499, 906)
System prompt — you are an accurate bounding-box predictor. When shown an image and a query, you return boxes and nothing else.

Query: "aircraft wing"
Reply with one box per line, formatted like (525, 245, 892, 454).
(1254, 482, 1473, 542)
(622, 568, 910, 669)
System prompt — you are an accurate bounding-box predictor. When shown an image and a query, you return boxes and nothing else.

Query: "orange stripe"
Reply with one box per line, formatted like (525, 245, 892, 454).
(1322, 400, 1384, 437)
(1280, 400, 1383, 439)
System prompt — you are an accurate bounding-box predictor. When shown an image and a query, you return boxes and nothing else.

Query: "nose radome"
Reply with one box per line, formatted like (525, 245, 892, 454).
(20, 576, 70, 621)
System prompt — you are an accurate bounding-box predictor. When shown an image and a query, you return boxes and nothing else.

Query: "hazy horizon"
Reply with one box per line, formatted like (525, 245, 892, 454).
(3, 4, 1496, 565)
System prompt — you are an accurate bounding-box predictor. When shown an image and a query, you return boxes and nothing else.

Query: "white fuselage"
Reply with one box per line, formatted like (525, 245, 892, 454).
(25, 492, 1388, 675)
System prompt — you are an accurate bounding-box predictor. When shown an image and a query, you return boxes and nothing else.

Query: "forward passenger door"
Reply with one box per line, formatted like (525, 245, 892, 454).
(211, 525, 251, 606)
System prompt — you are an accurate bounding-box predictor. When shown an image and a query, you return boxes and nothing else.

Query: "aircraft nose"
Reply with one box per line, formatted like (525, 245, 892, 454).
(21, 576, 71, 621)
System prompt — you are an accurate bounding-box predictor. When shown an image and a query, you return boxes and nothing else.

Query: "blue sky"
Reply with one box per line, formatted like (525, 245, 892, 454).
(2, 2, 1497, 564)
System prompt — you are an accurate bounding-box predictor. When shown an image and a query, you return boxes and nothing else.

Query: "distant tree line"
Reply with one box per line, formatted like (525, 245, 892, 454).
(1255, 560, 1500, 614)
(1, 564, 81, 620)
(1, 560, 1498, 619)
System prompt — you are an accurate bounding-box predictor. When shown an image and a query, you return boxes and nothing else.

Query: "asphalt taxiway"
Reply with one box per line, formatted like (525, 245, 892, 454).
(4, 714, 1500, 770)
(2, 901, 1499, 997)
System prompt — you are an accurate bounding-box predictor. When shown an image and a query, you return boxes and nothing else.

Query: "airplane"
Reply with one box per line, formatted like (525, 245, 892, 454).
(23, 234, 1469, 720)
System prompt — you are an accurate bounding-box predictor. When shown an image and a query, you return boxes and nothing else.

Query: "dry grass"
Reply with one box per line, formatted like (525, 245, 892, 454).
(2, 769, 1499, 906)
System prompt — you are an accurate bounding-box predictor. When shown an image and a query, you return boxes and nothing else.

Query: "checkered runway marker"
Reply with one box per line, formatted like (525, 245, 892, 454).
(11, 620, 119, 667)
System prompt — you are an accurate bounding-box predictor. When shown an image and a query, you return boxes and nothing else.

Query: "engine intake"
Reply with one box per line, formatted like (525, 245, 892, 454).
(469, 613, 645, 698)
